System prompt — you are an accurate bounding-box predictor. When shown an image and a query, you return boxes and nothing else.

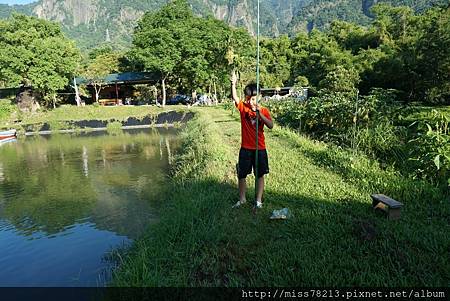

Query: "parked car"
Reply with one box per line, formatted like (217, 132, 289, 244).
(167, 95, 191, 105)
(192, 94, 212, 106)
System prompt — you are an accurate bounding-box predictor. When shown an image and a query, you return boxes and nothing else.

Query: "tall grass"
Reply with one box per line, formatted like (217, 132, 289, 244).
(264, 92, 450, 187)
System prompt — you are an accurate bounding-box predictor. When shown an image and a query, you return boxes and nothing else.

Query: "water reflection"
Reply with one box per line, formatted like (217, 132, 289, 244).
(82, 145, 89, 177)
(0, 162, 4, 183)
(0, 128, 179, 286)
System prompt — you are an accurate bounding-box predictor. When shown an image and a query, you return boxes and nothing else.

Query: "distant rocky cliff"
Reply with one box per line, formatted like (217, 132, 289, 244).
(33, 0, 99, 26)
(0, 0, 444, 50)
(1, 0, 306, 49)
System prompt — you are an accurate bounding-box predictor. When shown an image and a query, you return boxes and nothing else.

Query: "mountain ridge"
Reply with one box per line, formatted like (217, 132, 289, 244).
(0, 0, 446, 50)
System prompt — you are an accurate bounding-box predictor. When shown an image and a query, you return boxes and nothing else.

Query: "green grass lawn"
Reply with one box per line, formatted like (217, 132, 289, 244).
(111, 106, 449, 287)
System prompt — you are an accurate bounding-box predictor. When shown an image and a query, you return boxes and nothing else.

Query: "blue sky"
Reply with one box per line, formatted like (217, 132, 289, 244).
(0, 0, 37, 5)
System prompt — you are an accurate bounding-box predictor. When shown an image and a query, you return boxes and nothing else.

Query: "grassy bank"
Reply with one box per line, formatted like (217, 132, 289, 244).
(111, 107, 449, 286)
(0, 102, 189, 131)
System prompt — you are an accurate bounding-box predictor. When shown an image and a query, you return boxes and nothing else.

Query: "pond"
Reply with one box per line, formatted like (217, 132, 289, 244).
(0, 128, 179, 286)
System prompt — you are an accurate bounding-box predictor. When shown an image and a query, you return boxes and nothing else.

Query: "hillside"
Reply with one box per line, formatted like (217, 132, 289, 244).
(287, 0, 449, 33)
(0, 0, 306, 50)
(0, 3, 34, 19)
(0, 0, 447, 49)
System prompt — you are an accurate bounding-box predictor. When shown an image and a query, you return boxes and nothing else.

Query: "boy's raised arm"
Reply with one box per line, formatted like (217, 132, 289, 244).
(230, 70, 239, 105)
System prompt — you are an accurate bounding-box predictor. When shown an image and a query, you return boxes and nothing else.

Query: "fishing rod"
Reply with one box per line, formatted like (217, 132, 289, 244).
(254, 0, 260, 210)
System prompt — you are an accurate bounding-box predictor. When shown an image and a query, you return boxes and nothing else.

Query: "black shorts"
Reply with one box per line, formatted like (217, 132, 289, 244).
(237, 147, 269, 179)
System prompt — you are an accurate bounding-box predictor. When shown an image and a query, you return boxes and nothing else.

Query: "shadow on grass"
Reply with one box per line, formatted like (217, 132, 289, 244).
(112, 175, 450, 288)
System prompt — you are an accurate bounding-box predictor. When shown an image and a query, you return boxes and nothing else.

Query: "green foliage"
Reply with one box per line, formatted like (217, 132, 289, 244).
(293, 75, 309, 88)
(352, 121, 406, 160)
(318, 66, 360, 93)
(81, 51, 124, 102)
(310, 3, 450, 104)
(267, 89, 396, 143)
(290, 30, 354, 90)
(0, 14, 80, 106)
(128, 0, 192, 104)
(0, 99, 15, 123)
(259, 35, 292, 87)
(288, 0, 446, 33)
(88, 44, 115, 60)
(225, 27, 255, 89)
(83, 52, 122, 79)
(134, 84, 156, 104)
(129, 0, 254, 103)
(106, 121, 123, 134)
(47, 120, 68, 132)
(414, 6, 450, 103)
(329, 20, 379, 54)
(408, 110, 450, 185)
(266, 86, 449, 186)
(362, 4, 450, 103)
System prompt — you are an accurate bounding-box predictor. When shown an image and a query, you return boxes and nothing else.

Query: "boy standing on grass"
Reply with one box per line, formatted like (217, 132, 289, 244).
(230, 71, 273, 209)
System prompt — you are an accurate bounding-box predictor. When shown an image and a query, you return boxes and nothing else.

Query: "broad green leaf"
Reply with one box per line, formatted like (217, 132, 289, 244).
(433, 154, 440, 170)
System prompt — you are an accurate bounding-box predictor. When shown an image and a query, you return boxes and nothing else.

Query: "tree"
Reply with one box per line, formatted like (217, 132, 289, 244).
(319, 65, 360, 93)
(328, 20, 379, 54)
(175, 16, 211, 97)
(415, 6, 450, 103)
(290, 30, 353, 91)
(225, 28, 255, 98)
(369, 4, 422, 100)
(181, 17, 230, 100)
(0, 14, 80, 108)
(176, 17, 252, 101)
(128, 0, 190, 106)
(260, 35, 292, 88)
(371, 4, 416, 42)
(82, 52, 122, 103)
(129, 0, 255, 104)
(294, 75, 309, 88)
(88, 44, 114, 60)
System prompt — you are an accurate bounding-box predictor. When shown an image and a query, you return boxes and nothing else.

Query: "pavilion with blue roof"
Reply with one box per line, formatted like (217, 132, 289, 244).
(76, 72, 160, 105)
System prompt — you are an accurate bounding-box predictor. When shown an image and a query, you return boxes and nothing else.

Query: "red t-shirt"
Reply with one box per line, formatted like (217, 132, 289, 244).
(235, 100, 272, 150)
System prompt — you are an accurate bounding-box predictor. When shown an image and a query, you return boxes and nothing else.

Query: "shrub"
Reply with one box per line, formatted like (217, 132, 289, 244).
(0, 99, 15, 123)
(408, 110, 450, 186)
(264, 89, 447, 185)
(106, 121, 123, 135)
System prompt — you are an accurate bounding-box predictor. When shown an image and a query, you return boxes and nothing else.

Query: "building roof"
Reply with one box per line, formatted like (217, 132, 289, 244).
(76, 72, 160, 86)
(103, 72, 160, 84)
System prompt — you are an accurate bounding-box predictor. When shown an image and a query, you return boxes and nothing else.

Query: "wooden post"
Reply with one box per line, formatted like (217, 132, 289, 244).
(115, 82, 119, 105)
